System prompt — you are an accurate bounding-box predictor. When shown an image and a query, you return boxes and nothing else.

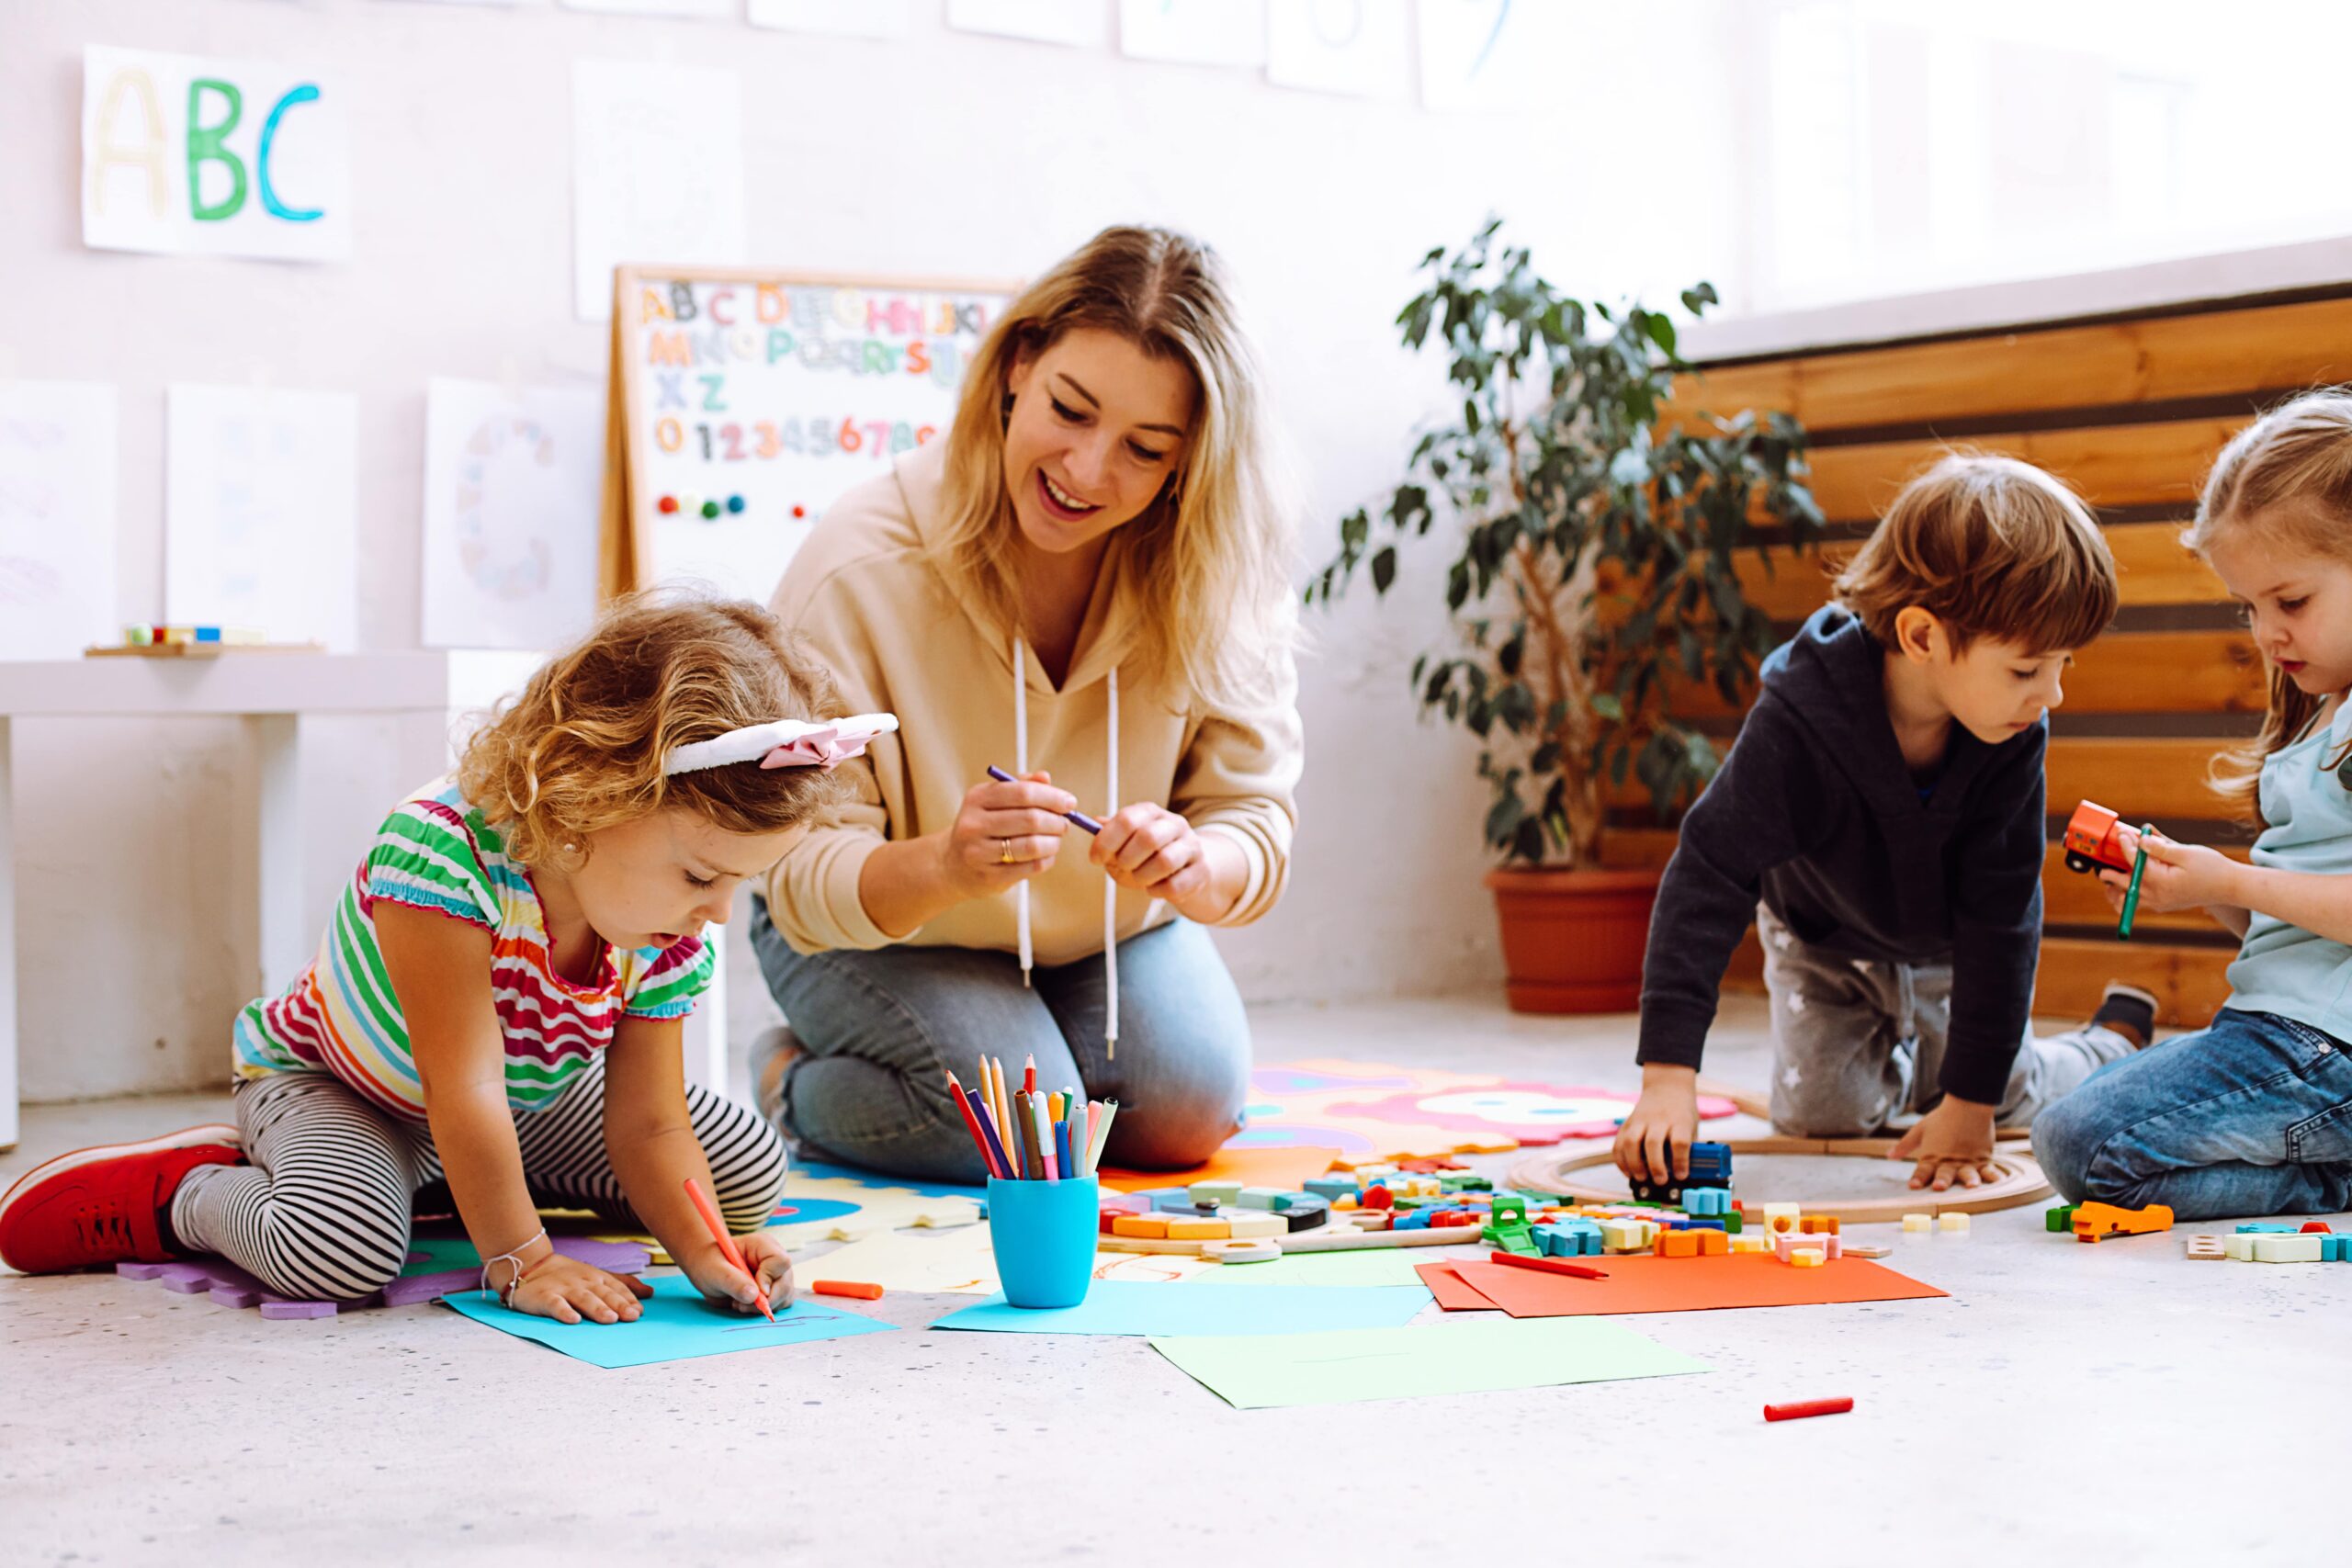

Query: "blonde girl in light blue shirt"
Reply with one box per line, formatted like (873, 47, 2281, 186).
(2038, 390, 2352, 1219)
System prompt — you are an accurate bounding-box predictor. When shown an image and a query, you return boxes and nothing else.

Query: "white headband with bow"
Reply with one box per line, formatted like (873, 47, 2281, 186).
(662, 713, 899, 776)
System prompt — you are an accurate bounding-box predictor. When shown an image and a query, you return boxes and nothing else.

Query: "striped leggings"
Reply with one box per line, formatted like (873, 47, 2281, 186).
(170, 1062, 789, 1302)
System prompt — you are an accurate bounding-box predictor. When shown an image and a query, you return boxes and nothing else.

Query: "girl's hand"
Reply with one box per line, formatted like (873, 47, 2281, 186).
(684, 1235, 796, 1314)
(1612, 1070, 1701, 1186)
(1889, 1096, 2001, 1190)
(937, 771, 1075, 902)
(1091, 804, 1212, 904)
(507, 1254, 653, 1325)
(737, 1230, 797, 1311)
(2095, 828, 2243, 915)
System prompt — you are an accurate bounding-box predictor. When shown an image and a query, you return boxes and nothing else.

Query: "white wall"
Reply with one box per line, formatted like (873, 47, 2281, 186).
(1, 0, 1736, 1099)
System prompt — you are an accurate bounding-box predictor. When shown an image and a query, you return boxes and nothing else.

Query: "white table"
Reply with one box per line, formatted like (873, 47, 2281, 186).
(0, 652, 729, 1150)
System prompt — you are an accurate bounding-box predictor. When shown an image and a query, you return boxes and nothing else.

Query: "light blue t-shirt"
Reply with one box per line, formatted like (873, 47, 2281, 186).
(2222, 699, 2352, 1039)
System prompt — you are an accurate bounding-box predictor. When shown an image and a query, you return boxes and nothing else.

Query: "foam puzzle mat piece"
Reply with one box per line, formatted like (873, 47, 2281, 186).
(115, 1235, 651, 1321)
(1230, 1059, 1740, 1163)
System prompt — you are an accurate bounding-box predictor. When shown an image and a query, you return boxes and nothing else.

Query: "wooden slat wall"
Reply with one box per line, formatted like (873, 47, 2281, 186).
(1651, 288, 2352, 1025)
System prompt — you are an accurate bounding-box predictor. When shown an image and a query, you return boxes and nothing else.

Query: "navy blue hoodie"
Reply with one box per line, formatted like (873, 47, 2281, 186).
(1634, 606, 2047, 1106)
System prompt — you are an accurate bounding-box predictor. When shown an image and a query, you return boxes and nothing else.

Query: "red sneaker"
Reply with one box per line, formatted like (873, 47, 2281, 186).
(0, 1124, 242, 1274)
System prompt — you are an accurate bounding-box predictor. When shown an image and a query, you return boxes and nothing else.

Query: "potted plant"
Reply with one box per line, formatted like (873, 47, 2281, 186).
(1308, 220, 1823, 1013)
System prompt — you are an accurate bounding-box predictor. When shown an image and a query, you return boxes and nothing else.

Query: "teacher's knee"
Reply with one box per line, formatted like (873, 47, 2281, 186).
(1112, 1057, 1248, 1170)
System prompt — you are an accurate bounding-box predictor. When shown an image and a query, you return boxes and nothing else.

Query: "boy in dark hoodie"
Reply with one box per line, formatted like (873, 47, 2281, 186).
(1616, 453, 2151, 1193)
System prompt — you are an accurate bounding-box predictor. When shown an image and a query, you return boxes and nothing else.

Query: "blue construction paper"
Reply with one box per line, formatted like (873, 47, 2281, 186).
(929, 1280, 1432, 1337)
(442, 1274, 896, 1368)
(791, 1160, 990, 1202)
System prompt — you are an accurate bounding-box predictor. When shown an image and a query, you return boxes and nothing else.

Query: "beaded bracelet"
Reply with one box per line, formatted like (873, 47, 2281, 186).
(480, 1228, 549, 1307)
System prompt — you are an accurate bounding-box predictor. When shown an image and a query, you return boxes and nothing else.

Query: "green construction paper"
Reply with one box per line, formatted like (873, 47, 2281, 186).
(930, 1280, 1431, 1337)
(442, 1274, 896, 1368)
(1180, 1247, 1444, 1288)
(1148, 1317, 1709, 1409)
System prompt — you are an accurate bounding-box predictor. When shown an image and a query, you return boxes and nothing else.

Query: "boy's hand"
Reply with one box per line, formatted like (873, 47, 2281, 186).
(508, 1254, 652, 1325)
(1889, 1096, 2000, 1190)
(738, 1230, 797, 1310)
(2095, 827, 2242, 915)
(1613, 1067, 1701, 1186)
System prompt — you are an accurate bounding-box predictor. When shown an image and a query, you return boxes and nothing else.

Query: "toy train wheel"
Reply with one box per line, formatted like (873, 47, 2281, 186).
(2064, 852, 2094, 874)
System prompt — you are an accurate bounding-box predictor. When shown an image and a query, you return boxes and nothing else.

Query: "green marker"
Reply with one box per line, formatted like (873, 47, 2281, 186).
(2118, 822, 2156, 941)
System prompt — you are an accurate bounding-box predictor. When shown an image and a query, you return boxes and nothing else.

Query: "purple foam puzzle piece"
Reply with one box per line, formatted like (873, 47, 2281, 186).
(257, 1300, 339, 1320)
(112, 1235, 650, 1321)
(116, 1261, 171, 1280)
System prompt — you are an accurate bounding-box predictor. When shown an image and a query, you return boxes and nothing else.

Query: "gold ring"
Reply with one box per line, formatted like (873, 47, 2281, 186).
(998, 839, 1013, 864)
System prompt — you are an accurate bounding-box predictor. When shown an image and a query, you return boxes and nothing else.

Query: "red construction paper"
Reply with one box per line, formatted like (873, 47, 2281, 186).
(1449, 1253, 1946, 1317)
(1414, 1261, 1503, 1312)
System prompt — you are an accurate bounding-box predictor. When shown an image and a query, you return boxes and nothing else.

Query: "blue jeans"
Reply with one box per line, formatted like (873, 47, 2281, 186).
(2033, 1008, 2352, 1220)
(748, 899, 1250, 1185)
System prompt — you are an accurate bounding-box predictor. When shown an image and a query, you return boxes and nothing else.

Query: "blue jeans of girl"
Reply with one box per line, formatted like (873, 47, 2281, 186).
(2033, 1007, 2352, 1220)
(748, 899, 1250, 1185)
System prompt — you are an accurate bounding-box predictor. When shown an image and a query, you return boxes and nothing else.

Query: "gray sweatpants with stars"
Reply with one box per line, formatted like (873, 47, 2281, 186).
(1758, 904, 2135, 1136)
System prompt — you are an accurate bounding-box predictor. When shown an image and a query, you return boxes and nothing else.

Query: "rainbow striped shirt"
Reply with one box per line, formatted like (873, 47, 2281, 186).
(232, 782, 714, 1120)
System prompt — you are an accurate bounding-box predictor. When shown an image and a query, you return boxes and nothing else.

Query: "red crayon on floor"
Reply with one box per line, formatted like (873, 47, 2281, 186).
(811, 1280, 885, 1301)
(1764, 1397, 1854, 1422)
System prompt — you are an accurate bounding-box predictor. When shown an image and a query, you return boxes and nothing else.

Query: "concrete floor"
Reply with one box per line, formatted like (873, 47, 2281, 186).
(3, 994, 2346, 1568)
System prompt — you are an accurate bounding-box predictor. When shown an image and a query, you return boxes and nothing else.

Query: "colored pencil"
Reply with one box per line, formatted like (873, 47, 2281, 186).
(684, 1176, 775, 1323)
(944, 1071, 1001, 1179)
(987, 764, 1104, 835)
(966, 1088, 1013, 1179)
(1487, 1250, 1609, 1280)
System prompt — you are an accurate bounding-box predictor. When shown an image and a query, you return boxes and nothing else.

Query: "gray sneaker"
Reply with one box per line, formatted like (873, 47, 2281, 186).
(750, 1025, 804, 1128)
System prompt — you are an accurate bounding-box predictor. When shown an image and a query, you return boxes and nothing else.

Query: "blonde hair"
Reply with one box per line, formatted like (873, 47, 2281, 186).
(1834, 451, 2118, 656)
(457, 592, 849, 869)
(930, 225, 1295, 706)
(2185, 389, 2352, 819)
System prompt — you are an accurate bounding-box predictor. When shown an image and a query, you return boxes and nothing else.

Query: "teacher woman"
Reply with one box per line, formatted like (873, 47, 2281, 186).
(749, 225, 1302, 1183)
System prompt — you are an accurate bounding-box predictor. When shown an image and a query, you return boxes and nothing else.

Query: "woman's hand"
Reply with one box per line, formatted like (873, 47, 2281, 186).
(2095, 827, 2244, 916)
(507, 1253, 653, 1325)
(935, 770, 1077, 902)
(1091, 804, 1214, 906)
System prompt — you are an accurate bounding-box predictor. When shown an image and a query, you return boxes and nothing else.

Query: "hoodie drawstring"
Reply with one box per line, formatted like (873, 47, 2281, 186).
(1010, 633, 1118, 1059)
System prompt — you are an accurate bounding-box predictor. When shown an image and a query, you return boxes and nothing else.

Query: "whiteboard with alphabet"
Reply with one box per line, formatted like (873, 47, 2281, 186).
(601, 266, 1018, 602)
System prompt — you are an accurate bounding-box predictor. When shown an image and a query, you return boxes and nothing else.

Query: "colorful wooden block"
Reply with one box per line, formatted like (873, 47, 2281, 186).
(2327, 1235, 2352, 1262)
(2046, 1204, 2077, 1233)
(1600, 1218, 1651, 1253)
(1786, 1247, 1826, 1268)
(1188, 1179, 1242, 1208)
(1729, 1234, 1773, 1254)
(1237, 1187, 1288, 1210)
(1901, 1213, 1933, 1234)
(2222, 1234, 2259, 1261)
(1682, 1187, 1730, 1217)
(1774, 1232, 1844, 1263)
(1165, 1216, 1231, 1241)
(2235, 1222, 2297, 1234)
(1306, 1178, 1363, 1203)
(2071, 1201, 2175, 1243)
(1800, 1215, 1841, 1235)
(1763, 1202, 1803, 1235)
(1655, 1231, 1702, 1258)
(1697, 1228, 1729, 1257)
(2184, 1235, 2227, 1260)
(1111, 1214, 1171, 1239)
(1224, 1212, 1284, 1239)
(1938, 1213, 1970, 1235)
(2252, 1234, 2324, 1264)
(1280, 1196, 1330, 1232)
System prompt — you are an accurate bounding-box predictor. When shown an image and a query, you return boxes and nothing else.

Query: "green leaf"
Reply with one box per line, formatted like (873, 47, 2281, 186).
(1589, 692, 1625, 721)
(1371, 547, 1396, 594)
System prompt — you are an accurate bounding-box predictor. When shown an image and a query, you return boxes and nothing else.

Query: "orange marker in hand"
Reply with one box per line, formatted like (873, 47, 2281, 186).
(684, 1176, 775, 1323)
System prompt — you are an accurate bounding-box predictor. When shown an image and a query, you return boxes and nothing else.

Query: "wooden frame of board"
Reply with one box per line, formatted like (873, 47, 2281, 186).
(597, 263, 1024, 601)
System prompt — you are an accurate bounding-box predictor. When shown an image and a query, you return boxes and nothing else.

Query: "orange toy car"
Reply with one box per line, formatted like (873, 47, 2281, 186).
(2070, 1201, 2175, 1243)
(2063, 800, 2136, 875)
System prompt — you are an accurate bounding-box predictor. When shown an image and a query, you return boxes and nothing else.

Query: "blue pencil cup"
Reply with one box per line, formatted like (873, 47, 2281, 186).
(987, 1177, 1100, 1309)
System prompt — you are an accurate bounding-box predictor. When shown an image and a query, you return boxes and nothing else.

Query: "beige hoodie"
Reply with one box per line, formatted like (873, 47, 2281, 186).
(761, 439, 1301, 967)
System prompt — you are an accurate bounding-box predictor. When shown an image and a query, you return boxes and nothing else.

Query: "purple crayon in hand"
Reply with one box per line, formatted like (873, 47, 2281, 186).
(986, 765, 1103, 835)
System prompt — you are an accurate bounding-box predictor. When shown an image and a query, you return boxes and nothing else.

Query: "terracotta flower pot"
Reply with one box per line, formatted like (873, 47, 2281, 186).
(1482, 864, 1662, 1014)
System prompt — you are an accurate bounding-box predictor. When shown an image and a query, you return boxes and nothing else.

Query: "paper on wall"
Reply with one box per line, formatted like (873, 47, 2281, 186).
(571, 61, 748, 321)
(164, 385, 357, 648)
(0, 382, 119, 659)
(420, 378, 603, 651)
(82, 46, 351, 262)
(1265, 0, 1410, 96)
